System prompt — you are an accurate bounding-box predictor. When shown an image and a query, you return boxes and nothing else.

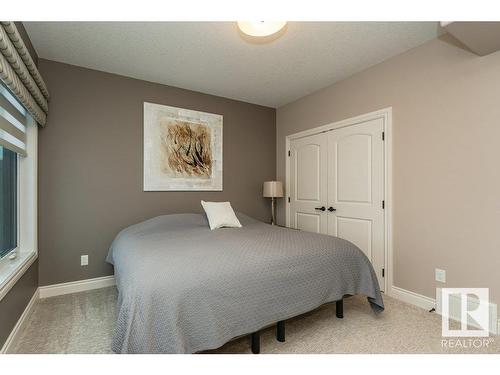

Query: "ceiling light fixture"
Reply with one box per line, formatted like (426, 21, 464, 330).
(237, 21, 287, 37)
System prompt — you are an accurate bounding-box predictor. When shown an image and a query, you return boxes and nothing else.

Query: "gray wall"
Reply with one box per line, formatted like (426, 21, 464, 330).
(277, 34, 500, 305)
(0, 261, 38, 348)
(38, 59, 276, 286)
(0, 23, 39, 349)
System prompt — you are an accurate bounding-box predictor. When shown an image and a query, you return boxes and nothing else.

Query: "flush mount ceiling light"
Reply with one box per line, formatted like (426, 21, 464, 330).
(237, 21, 287, 37)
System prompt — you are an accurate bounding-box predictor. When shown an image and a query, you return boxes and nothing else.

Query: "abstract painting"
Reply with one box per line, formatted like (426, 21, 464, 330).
(144, 102, 223, 191)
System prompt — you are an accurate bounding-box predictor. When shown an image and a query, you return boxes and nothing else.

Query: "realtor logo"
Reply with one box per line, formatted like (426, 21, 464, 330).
(441, 288, 490, 337)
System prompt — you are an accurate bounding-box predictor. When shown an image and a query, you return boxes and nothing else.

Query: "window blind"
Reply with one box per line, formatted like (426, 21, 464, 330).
(0, 83, 28, 156)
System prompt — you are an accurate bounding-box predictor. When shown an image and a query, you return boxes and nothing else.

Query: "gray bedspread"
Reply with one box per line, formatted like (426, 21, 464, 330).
(106, 213, 383, 354)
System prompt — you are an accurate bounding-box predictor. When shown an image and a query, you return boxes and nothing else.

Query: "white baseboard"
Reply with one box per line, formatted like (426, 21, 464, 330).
(389, 285, 499, 335)
(39, 275, 116, 299)
(388, 285, 436, 311)
(0, 288, 39, 354)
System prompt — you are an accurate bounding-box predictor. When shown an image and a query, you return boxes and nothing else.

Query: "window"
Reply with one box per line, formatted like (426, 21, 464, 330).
(0, 82, 37, 298)
(0, 146, 18, 258)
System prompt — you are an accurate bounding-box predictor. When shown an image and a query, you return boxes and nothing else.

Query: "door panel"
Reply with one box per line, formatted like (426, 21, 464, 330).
(289, 133, 327, 234)
(296, 144, 321, 201)
(336, 134, 372, 203)
(296, 212, 321, 233)
(336, 216, 372, 259)
(327, 118, 385, 290)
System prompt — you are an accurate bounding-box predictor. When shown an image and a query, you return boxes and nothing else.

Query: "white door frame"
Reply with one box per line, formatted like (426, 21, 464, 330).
(285, 107, 393, 293)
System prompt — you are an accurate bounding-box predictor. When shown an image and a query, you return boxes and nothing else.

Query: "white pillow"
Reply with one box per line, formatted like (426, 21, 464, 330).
(201, 200, 242, 230)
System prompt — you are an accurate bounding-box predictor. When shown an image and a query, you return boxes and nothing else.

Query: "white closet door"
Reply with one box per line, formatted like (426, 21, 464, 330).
(327, 118, 385, 289)
(289, 133, 328, 234)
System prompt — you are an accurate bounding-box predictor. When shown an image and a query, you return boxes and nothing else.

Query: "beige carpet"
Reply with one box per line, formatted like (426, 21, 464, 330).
(9, 287, 499, 354)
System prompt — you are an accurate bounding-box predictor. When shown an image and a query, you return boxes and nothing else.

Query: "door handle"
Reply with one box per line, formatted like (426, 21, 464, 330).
(328, 207, 336, 212)
(315, 206, 326, 211)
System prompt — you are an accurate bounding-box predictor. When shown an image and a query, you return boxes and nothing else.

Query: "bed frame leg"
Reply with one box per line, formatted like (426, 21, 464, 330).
(276, 320, 285, 342)
(336, 299, 344, 319)
(251, 331, 260, 354)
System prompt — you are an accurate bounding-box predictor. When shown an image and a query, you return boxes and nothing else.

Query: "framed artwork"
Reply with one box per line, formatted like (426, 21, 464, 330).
(144, 102, 223, 191)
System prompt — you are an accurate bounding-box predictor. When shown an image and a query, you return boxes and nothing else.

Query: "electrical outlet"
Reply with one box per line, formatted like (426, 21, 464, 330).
(81, 255, 88, 266)
(435, 268, 446, 283)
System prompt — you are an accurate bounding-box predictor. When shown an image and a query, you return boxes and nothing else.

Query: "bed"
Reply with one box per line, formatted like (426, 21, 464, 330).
(106, 213, 384, 354)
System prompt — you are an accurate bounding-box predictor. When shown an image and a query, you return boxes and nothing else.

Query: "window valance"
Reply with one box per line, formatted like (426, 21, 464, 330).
(0, 21, 49, 127)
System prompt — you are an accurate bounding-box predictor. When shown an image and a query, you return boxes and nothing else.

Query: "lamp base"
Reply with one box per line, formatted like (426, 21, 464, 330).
(270, 197, 276, 225)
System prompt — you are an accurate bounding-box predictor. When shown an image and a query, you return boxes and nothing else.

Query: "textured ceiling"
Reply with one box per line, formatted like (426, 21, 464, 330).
(24, 22, 440, 107)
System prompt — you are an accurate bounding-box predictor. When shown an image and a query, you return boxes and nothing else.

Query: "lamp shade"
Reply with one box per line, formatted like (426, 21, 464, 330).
(263, 181, 284, 198)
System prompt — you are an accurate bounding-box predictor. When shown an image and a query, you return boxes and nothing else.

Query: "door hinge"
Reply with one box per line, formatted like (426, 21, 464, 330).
(382, 131, 385, 141)
(382, 200, 385, 209)
(288, 197, 290, 203)
(288, 150, 291, 156)
(382, 268, 385, 278)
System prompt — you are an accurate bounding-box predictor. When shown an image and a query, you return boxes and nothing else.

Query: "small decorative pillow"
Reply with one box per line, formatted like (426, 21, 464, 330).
(201, 200, 242, 230)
